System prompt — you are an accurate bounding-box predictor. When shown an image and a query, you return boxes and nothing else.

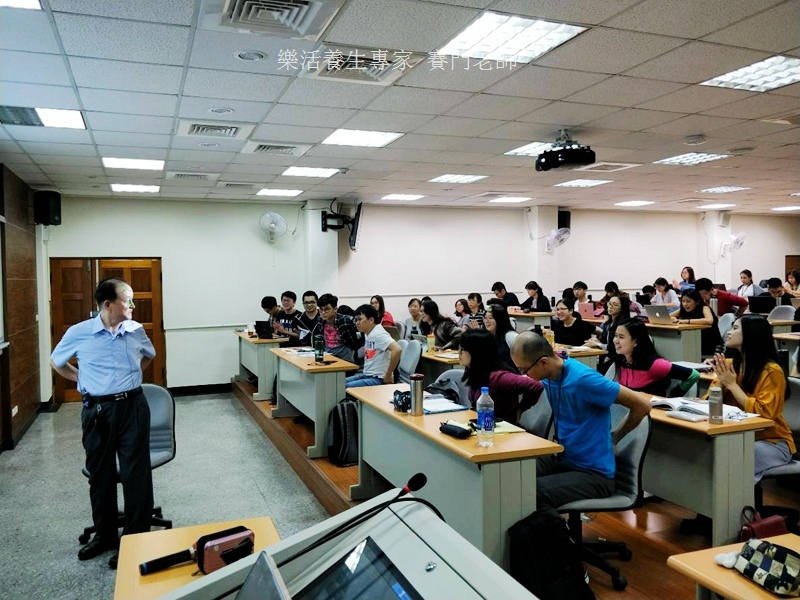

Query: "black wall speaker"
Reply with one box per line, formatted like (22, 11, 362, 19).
(557, 209, 571, 231)
(33, 190, 61, 226)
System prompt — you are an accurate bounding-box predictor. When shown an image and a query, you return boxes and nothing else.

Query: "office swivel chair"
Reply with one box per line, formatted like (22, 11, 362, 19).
(396, 340, 422, 384)
(518, 389, 553, 440)
(557, 414, 653, 591)
(718, 312, 736, 339)
(78, 383, 176, 544)
(432, 369, 468, 407)
(769, 305, 796, 321)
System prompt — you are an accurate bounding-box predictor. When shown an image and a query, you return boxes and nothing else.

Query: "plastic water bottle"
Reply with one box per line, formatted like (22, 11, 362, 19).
(708, 386, 723, 424)
(476, 387, 495, 447)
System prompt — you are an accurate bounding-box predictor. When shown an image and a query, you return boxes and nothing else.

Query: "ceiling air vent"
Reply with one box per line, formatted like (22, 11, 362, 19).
(177, 120, 254, 139)
(166, 171, 221, 181)
(205, 0, 346, 40)
(0, 105, 42, 126)
(301, 44, 425, 85)
(222, 182, 254, 189)
(242, 141, 312, 156)
(575, 162, 640, 173)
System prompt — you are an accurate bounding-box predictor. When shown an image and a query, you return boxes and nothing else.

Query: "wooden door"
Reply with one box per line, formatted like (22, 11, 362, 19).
(50, 259, 94, 403)
(786, 255, 800, 275)
(94, 259, 166, 387)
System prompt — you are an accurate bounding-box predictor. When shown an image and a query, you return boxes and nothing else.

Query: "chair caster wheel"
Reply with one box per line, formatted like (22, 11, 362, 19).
(619, 548, 633, 561)
(78, 533, 90, 544)
(612, 575, 628, 591)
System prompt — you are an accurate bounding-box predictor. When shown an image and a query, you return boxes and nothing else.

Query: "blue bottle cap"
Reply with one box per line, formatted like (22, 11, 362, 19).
(481, 387, 489, 394)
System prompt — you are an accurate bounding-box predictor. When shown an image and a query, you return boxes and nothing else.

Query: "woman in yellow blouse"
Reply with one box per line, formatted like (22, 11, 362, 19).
(710, 314, 795, 482)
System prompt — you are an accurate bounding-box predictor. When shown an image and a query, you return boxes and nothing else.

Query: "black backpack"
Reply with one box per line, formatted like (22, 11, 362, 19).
(327, 398, 359, 467)
(508, 510, 595, 600)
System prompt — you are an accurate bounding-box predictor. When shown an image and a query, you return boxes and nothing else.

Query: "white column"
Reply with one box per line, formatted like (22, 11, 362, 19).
(36, 224, 52, 402)
(303, 199, 340, 295)
(521, 206, 559, 295)
(697, 211, 732, 283)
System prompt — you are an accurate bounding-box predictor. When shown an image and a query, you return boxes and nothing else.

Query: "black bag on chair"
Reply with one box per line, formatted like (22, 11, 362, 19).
(508, 510, 596, 600)
(327, 398, 359, 467)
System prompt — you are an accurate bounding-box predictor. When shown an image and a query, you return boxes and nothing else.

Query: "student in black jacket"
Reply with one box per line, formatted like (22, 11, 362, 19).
(491, 281, 520, 307)
(519, 281, 551, 312)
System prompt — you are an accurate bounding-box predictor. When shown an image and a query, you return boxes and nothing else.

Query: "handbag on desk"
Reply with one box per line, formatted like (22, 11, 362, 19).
(741, 505, 788, 542)
(734, 538, 800, 597)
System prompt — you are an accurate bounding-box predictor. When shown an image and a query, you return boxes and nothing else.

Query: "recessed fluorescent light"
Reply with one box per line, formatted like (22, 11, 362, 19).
(698, 186, 750, 194)
(505, 142, 554, 157)
(614, 201, 655, 207)
(772, 205, 800, 212)
(322, 129, 402, 147)
(256, 189, 303, 197)
(701, 55, 800, 93)
(102, 157, 165, 171)
(35, 108, 85, 129)
(281, 166, 340, 178)
(555, 179, 612, 188)
(111, 184, 159, 193)
(439, 12, 585, 64)
(698, 203, 736, 209)
(654, 152, 730, 166)
(382, 194, 425, 201)
(0, 0, 41, 8)
(489, 197, 531, 203)
(429, 174, 488, 184)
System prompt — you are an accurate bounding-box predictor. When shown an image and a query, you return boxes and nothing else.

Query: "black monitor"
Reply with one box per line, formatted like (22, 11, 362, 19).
(348, 203, 363, 251)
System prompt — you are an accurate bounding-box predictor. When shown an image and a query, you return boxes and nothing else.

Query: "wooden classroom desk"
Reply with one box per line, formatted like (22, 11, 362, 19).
(769, 318, 797, 335)
(668, 533, 800, 600)
(114, 517, 280, 600)
(644, 409, 773, 547)
(271, 348, 357, 458)
(418, 349, 460, 384)
(555, 344, 607, 370)
(507, 309, 554, 327)
(774, 332, 800, 376)
(233, 331, 289, 401)
(348, 384, 562, 571)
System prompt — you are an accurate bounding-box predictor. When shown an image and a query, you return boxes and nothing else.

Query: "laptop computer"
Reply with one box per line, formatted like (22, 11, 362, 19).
(255, 320, 273, 339)
(644, 305, 674, 325)
(748, 295, 777, 314)
(713, 283, 727, 291)
(577, 302, 594, 319)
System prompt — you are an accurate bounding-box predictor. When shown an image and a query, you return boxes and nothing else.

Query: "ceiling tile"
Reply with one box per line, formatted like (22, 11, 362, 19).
(394, 59, 517, 92)
(324, 0, 478, 54)
(85, 112, 174, 134)
(41, 165, 104, 175)
(189, 30, 316, 76)
(180, 97, 271, 123)
(28, 154, 101, 166)
(479, 121, 560, 140)
(3, 125, 91, 144)
(79, 89, 178, 117)
(705, 119, 797, 139)
(484, 66, 608, 100)
(643, 114, 746, 135)
(772, 82, 800, 97)
(69, 57, 183, 93)
(168, 149, 236, 162)
(0, 140, 23, 152)
(49, 0, 196, 25)
(753, 127, 800, 144)
(605, 0, 784, 38)
(19, 141, 97, 156)
(446, 95, 549, 120)
(634, 84, 755, 112)
(183, 69, 289, 103)
(169, 160, 233, 172)
(368, 133, 462, 150)
(413, 115, 506, 136)
(701, 94, 800, 119)
(343, 110, 433, 132)
(278, 78, 385, 109)
(366, 86, 472, 115)
(445, 137, 522, 153)
(262, 104, 354, 128)
(536, 28, 686, 74)
(701, 0, 800, 52)
(0, 8, 60, 53)
(362, 148, 438, 162)
(96, 145, 167, 159)
(565, 76, 687, 107)
(252, 124, 334, 143)
(54, 13, 190, 65)
(518, 101, 621, 125)
(624, 42, 770, 84)
(488, 0, 641, 24)
(583, 108, 682, 131)
(0, 82, 79, 109)
(0, 50, 71, 86)
(92, 131, 171, 148)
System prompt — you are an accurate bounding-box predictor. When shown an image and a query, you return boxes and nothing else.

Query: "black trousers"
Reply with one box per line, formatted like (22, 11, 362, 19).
(81, 391, 153, 543)
(535, 455, 615, 517)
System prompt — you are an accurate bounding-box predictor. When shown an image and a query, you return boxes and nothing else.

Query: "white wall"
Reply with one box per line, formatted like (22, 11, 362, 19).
(43, 197, 308, 388)
(729, 214, 800, 286)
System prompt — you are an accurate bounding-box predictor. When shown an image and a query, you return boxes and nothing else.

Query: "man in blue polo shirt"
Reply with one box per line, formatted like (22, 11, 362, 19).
(511, 332, 651, 514)
(51, 278, 156, 569)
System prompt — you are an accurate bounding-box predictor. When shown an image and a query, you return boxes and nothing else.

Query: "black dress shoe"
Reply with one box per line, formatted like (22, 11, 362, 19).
(78, 536, 117, 561)
(108, 552, 118, 570)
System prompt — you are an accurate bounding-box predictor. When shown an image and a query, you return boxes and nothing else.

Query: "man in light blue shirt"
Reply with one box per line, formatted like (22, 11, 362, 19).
(51, 278, 155, 569)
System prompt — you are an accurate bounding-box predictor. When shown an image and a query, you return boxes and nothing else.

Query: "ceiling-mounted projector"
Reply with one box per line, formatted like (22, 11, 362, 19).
(535, 129, 595, 172)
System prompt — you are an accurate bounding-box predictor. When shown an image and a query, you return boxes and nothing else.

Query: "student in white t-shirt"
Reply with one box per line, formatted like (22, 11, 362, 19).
(346, 304, 402, 388)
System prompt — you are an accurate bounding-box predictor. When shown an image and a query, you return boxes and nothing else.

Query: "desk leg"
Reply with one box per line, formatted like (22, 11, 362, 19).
(711, 431, 754, 547)
(694, 583, 712, 600)
(272, 361, 301, 418)
(351, 401, 392, 500)
(306, 372, 345, 459)
(253, 344, 273, 401)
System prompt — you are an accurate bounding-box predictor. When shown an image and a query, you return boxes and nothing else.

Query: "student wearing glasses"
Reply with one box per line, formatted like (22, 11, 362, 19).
(458, 329, 542, 425)
(673, 266, 696, 292)
(652, 277, 679, 308)
(552, 298, 595, 347)
(453, 298, 471, 328)
(346, 305, 402, 388)
(586, 294, 630, 371)
(317, 294, 360, 362)
(370, 294, 395, 326)
(274, 290, 300, 346)
(404, 298, 424, 339)
(295, 290, 322, 346)
(491, 281, 520, 308)
(511, 332, 651, 516)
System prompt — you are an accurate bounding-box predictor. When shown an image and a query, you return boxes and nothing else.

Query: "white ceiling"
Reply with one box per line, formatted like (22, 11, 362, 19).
(0, 0, 799, 214)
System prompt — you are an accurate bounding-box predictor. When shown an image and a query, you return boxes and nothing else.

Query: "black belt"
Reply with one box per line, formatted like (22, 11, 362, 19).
(82, 387, 143, 407)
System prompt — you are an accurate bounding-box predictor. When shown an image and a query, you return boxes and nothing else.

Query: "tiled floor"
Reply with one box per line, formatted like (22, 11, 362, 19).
(0, 392, 327, 600)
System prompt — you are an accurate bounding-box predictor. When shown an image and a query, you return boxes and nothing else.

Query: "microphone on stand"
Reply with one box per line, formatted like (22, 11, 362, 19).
(400, 473, 427, 496)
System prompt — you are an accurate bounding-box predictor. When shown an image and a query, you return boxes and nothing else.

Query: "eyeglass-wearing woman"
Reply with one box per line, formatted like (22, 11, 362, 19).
(458, 328, 542, 425)
(552, 298, 595, 347)
(370, 295, 394, 327)
(453, 298, 471, 328)
(586, 294, 630, 372)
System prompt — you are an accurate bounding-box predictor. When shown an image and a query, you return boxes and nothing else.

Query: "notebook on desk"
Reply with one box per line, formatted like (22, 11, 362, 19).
(644, 305, 674, 325)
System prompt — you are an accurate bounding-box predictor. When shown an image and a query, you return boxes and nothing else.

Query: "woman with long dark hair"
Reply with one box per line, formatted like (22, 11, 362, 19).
(613, 319, 699, 397)
(674, 266, 696, 292)
(586, 294, 629, 371)
(785, 269, 800, 297)
(454, 298, 471, 328)
(484, 303, 518, 370)
(672, 289, 723, 356)
(465, 292, 486, 329)
(520, 281, 551, 312)
(652, 277, 679, 308)
(735, 269, 763, 297)
(458, 329, 542, 425)
(370, 295, 394, 326)
(421, 300, 462, 349)
(710, 315, 794, 481)
(596, 281, 621, 312)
